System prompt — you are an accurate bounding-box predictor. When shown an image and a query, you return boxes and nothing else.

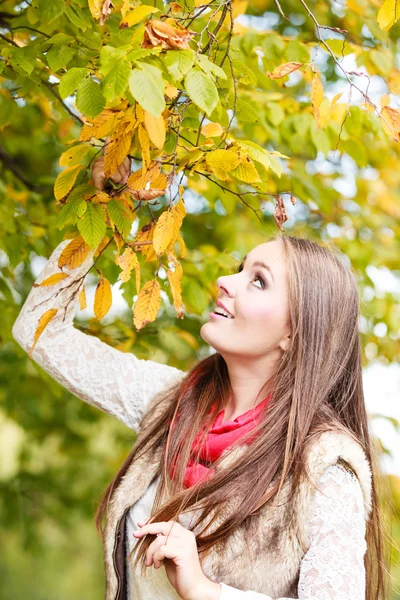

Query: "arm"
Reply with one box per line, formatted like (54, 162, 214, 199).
(217, 463, 367, 600)
(12, 239, 186, 431)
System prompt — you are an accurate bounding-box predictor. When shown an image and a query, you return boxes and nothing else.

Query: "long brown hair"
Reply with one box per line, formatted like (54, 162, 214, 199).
(95, 233, 390, 600)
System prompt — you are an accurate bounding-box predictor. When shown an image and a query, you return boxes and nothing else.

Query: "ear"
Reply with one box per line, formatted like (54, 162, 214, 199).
(279, 333, 291, 353)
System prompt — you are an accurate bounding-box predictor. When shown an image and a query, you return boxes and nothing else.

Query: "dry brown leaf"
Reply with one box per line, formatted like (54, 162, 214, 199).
(133, 278, 161, 329)
(130, 188, 167, 201)
(273, 195, 288, 231)
(94, 277, 112, 320)
(58, 236, 91, 270)
(142, 19, 196, 50)
(29, 308, 58, 358)
(267, 62, 303, 80)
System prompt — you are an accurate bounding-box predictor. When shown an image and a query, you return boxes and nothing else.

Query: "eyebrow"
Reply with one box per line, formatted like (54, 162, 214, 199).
(238, 254, 275, 283)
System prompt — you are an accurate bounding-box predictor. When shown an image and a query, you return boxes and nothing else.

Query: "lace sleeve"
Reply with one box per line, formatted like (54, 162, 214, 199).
(12, 239, 186, 431)
(219, 463, 367, 600)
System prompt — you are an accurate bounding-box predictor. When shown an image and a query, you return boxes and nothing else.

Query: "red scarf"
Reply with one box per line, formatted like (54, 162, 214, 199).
(169, 393, 272, 488)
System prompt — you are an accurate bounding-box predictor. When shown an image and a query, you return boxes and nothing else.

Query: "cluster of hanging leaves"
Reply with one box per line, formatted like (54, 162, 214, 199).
(1, 0, 400, 357)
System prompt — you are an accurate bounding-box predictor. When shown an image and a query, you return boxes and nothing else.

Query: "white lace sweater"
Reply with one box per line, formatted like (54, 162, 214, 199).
(12, 240, 368, 600)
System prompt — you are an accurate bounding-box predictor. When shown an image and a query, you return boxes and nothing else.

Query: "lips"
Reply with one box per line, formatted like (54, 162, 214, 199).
(216, 300, 234, 317)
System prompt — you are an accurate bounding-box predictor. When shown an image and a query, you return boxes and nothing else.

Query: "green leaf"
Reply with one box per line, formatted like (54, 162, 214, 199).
(129, 64, 165, 117)
(54, 165, 83, 201)
(77, 202, 107, 249)
(38, 0, 65, 24)
(59, 144, 93, 167)
(120, 5, 160, 27)
(76, 77, 106, 118)
(126, 48, 161, 62)
(102, 60, 131, 102)
(163, 50, 194, 80)
(231, 59, 257, 86)
(56, 194, 84, 229)
(235, 98, 259, 123)
(59, 67, 89, 99)
(64, 3, 90, 30)
(236, 141, 270, 170)
(195, 54, 227, 80)
(184, 68, 218, 117)
(99, 45, 130, 76)
(107, 200, 132, 237)
(46, 45, 76, 72)
(45, 33, 75, 45)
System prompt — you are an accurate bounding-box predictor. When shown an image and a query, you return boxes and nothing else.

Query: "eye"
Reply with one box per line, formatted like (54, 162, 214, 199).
(235, 264, 266, 290)
(252, 272, 266, 290)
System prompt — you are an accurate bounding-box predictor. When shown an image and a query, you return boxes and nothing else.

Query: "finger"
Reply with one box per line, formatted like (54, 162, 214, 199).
(153, 543, 183, 568)
(145, 535, 166, 567)
(133, 521, 178, 538)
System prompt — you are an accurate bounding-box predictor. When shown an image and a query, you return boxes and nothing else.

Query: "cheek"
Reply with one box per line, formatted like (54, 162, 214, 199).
(239, 299, 276, 323)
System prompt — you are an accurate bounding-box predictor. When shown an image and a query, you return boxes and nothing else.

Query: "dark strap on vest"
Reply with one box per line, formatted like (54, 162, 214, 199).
(115, 510, 129, 600)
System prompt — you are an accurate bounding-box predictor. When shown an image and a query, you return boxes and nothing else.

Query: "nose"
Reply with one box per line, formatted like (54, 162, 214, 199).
(216, 274, 235, 298)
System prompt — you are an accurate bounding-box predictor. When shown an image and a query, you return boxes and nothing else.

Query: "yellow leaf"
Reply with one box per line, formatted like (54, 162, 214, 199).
(133, 221, 158, 262)
(231, 156, 261, 183)
(94, 277, 112, 320)
(104, 132, 132, 178)
(165, 82, 179, 99)
(381, 105, 400, 141)
(54, 165, 82, 201)
(267, 62, 303, 79)
(167, 196, 186, 252)
(201, 122, 224, 137)
(153, 209, 175, 255)
(78, 286, 87, 310)
(33, 272, 69, 287)
(88, 0, 102, 20)
(116, 247, 139, 282)
(94, 235, 111, 257)
(318, 97, 332, 128)
(133, 278, 161, 330)
(120, 5, 160, 27)
(113, 231, 125, 253)
(232, 0, 248, 19)
(311, 73, 324, 127)
(167, 261, 184, 318)
(205, 149, 242, 180)
(58, 235, 91, 269)
(29, 308, 58, 358)
(144, 111, 166, 149)
(138, 123, 151, 170)
(177, 233, 186, 258)
(79, 110, 118, 142)
(377, 0, 400, 30)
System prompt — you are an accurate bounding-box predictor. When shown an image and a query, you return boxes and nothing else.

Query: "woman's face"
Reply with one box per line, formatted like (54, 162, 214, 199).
(200, 240, 291, 360)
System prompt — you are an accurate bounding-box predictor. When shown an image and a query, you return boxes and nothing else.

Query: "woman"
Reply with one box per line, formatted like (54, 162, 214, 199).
(12, 159, 387, 600)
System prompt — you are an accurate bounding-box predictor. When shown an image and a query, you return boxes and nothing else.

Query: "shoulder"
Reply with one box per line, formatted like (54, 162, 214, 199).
(304, 429, 372, 521)
(308, 462, 367, 541)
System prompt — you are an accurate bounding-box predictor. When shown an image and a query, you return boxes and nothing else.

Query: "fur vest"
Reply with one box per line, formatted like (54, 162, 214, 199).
(103, 378, 373, 600)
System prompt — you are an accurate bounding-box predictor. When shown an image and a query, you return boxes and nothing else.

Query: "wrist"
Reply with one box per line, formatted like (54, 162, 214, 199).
(188, 577, 222, 600)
